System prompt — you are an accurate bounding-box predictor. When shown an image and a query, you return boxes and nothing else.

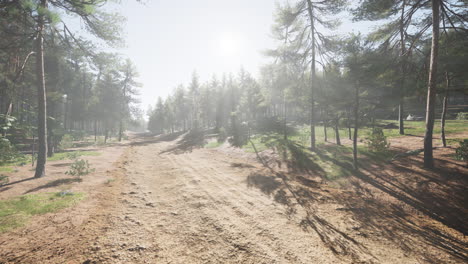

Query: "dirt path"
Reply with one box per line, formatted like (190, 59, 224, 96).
(87, 137, 340, 263)
(1, 133, 466, 263)
(84, 134, 440, 264)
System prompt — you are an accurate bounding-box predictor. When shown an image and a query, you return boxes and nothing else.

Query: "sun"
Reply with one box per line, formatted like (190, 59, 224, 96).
(217, 33, 242, 57)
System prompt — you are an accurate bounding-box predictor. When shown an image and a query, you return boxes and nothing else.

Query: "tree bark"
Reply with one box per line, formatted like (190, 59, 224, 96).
(347, 109, 352, 140)
(423, 0, 440, 169)
(398, 0, 407, 135)
(335, 118, 341, 145)
(353, 83, 360, 170)
(34, 0, 48, 178)
(441, 71, 450, 147)
(306, 0, 316, 150)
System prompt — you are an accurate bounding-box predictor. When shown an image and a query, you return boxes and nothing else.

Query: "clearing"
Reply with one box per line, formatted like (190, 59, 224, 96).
(0, 131, 467, 264)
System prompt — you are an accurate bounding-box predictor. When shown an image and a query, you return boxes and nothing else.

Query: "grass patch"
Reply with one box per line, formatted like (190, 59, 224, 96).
(47, 151, 100, 161)
(377, 119, 468, 138)
(0, 192, 85, 233)
(0, 166, 13, 173)
(204, 141, 223, 148)
(242, 136, 269, 153)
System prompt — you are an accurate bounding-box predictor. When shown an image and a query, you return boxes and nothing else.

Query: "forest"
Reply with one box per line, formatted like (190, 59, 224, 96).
(0, 0, 467, 263)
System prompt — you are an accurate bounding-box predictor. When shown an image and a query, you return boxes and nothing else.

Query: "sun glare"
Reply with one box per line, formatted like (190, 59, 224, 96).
(217, 33, 242, 57)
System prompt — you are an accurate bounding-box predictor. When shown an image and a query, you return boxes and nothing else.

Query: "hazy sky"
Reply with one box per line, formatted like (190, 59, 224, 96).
(97, 1, 375, 112)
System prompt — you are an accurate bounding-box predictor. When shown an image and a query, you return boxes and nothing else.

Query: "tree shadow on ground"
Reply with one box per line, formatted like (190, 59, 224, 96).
(0, 177, 35, 191)
(248, 139, 468, 262)
(160, 129, 213, 154)
(246, 139, 372, 261)
(24, 178, 83, 194)
(319, 152, 468, 262)
(129, 131, 185, 147)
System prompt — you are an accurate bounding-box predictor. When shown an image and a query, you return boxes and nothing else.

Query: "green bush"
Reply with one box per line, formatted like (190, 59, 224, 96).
(0, 175, 9, 186)
(456, 112, 468, 120)
(217, 127, 227, 143)
(70, 130, 86, 141)
(58, 134, 73, 150)
(65, 159, 95, 177)
(455, 139, 468, 163)
(365, 128, 390, 153)
(0, 138, 23, 165)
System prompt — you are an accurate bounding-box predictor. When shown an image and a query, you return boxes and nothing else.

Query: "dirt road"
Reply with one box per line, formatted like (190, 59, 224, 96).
(85, 134, 435, 264)
(2, 133, 466, 263)
(88, 136, 339, 263)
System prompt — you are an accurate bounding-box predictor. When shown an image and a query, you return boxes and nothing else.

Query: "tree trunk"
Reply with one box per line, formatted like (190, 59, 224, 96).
(118, 120, 123, 142)
(353, 83, 360, 170)
(335, 118, 341, 145)
(283, 93, 287, 140)
(347, 109, 352, 140)
(306, 0, 316, 150)
(423, 0, 440, 169)
(398, 0, 407, 135)
(441, 71, 450, 147)
(34, 0, 48, 178)
(323, 109, 327, 142)
(94, 119, 97, 142)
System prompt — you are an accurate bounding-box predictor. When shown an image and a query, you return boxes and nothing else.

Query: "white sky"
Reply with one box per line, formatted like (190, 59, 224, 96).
(78, 1, 378, 112)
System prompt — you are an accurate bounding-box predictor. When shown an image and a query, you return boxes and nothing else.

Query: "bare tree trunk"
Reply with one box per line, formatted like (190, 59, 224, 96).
(335, 118, 341, 145)
(94, 119, 97, 142)
(398, 0, 407, 135)
(34, 0, 48, 178)
(353, 83, 360, 170)
(423, 0, 440, 169)
(283, 92, 287, 140)
(307, 0, 316, 150)
(323, 109, 327, 142)
(441, 71, 450, 147)
(118, 120, 123, 142)
(347, 109, 352, 140)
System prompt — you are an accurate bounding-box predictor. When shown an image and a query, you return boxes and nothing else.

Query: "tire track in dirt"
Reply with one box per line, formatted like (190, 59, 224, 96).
(87, 136, 341, 263)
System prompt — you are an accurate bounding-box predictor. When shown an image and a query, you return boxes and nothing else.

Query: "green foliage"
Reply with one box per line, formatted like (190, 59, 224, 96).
(0, 192, 84, 233)
(365, 128, 390, 153)
(217, 127, 227, 143)
(58, 134, 73, 150)
(0, 174, 9, 186)
(47, 151, 100, 161)
(456, 112, 468, 120)
(455, 140, 468, 163)
(65, 159, 95, 176)
(0, 138, 23, 165)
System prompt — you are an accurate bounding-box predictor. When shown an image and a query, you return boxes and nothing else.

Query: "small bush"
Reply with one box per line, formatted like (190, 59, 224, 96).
(65, 159, 95, 176)
(0, 175, 9, 186)
(70, 130, 86, 141)
(456, 112, 468, 120)
(65, 152, 81, 160)
(365, 128, 390, 153)
(217, 127, 227, 143)
(58, 134, 73, 150)
(455, 139, 468, 163)
(0, 138, 23, 165)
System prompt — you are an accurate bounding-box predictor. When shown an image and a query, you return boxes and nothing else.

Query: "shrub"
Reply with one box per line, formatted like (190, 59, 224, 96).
(217, 127, 227, 143)
(0, 138, 22, 165)
(0, 174, 9, 186)
(456, 112, 468, 120)
(70, 130, 86, 141)
(58, 134, 73, 150)
(65, 159, 95, 176)
(455, 139, 468, 164)
(365, 128, 390, 153)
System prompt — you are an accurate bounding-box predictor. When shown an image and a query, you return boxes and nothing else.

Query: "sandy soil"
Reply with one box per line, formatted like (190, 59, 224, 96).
(0, 132, 467, 263)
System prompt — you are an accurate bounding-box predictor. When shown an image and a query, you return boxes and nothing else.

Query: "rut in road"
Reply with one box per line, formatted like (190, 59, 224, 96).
(87, 134, 417, 264)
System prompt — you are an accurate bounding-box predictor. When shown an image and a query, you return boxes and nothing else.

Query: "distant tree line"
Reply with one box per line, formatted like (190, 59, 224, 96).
(0, 0, 141, 177)
(148, 0, 467, 169)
